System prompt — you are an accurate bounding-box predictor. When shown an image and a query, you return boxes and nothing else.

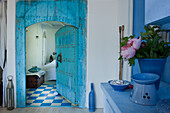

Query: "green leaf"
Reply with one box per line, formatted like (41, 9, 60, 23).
(118, 56, 123, 60)
(144, 26, 149, 32)
(143, 51, 149, 58)
(158, 45, 164, 53)
(128, 57, 135, 66)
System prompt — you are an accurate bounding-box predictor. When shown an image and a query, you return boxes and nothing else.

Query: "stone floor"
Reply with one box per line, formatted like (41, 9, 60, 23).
(0, 107, 103, 113)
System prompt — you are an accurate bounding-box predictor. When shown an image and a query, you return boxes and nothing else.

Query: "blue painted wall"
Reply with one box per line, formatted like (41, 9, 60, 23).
(133, 0, 170, 84)
(132, 0, 145, 75)
(145, 0, 170, 25)
(145, 0, 170, 84)
(16, 0, 87, 108)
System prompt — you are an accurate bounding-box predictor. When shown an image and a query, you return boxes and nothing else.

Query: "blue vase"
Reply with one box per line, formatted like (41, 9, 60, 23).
(138, 58, 166, 90)
(89, 83, 95, 112)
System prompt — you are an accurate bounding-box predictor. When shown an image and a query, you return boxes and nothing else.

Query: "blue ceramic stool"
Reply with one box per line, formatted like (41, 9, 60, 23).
(130, 73, 160, 106)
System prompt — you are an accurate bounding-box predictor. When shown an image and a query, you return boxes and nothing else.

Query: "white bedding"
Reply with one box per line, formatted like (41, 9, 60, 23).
(26, 70, 46, 78)
(42, 60, 56, 81)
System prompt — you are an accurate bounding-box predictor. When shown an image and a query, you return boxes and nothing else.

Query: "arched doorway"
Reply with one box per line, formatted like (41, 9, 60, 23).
(16, 0, 87, 107)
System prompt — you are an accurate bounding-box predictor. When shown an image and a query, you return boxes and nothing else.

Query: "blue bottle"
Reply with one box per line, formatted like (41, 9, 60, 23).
(89, 83, 95, 112)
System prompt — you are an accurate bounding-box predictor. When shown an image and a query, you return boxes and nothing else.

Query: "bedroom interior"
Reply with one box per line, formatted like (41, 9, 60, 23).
(25, 21, 75, 107)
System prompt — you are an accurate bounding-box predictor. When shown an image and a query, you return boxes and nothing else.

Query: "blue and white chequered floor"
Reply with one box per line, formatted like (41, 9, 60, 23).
(26, 81, 73, 107)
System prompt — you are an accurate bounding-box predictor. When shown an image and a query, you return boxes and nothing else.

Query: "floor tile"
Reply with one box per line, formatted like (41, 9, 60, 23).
(39, 94, 48, 97)
(33, 100, 44, 103)
(26, 94, 32, 96)
(47, 94, 55, 97)
(46, 87, 53, 89)
(41, 85, 48, 87)
(27, 91, 35, 94)
(53, 99, 63, 103)
(54, 96, 63, 99)
(26, 100, 35, 103)
(27, 97, 38, 100)
(51, 103, 61, 106)
(36, 97, 46, 100)
(49, 91, 55, 94)
(46, 96, 55, 100)
(62, 100, 70, 103)
(31, 103, 41, 106)
(61, 103, 71, 106)
(44, 89, 52, 91)
(41, 103, 51, 106)
(33, 91, 42, 94)
(38, 87, 46, 89)
(26, 81, 74, 107)
(41, 91, 50, 94)
(51, 89, 56, 91)
(30, 94, 40, 97)
(36, 89, 44, 91)
(43, 100, 53, 103)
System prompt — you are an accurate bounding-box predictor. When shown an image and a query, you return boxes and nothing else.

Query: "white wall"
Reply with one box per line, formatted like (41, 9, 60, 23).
(26, 23, 59, 71)
(45, 28, 58, 62)
(7, 0, 16, 108)
(26, 24, 43, 71)
(86, 0, 133, 108)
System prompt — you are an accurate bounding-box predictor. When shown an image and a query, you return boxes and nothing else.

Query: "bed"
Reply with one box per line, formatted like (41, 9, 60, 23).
(26, 70, 46, 88)
(42, 60, 56, 81)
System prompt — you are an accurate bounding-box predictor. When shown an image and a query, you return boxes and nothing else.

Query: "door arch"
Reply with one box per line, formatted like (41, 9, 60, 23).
(16, 0, 87, 107)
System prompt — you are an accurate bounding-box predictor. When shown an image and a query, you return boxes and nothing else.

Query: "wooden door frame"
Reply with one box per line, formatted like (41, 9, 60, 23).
(16, 0, 87, 108)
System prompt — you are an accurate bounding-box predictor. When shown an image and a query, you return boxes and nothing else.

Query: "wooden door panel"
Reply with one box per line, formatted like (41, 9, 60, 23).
(55, 25, 78, 105)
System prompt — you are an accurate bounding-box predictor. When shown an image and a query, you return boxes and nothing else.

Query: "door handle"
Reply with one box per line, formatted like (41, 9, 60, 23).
(57, 53, 62, 63)
(56, 62, 59, 68)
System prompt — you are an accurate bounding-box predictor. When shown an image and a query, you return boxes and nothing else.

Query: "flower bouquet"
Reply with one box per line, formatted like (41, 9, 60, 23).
(119, 25, 170, 66)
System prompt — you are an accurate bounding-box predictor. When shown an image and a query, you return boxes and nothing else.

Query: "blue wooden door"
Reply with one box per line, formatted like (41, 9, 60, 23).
(55, 25, 79, 105)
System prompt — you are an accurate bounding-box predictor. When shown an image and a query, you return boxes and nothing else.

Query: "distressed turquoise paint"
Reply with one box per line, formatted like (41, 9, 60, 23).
(16, 0, 87, 108)
(77, 0, 87, 108)
(55, 25, 79, 104)
(16, 18, 26, 107)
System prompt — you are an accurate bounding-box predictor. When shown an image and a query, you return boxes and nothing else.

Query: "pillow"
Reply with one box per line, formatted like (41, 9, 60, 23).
(28, 67, 41, 73)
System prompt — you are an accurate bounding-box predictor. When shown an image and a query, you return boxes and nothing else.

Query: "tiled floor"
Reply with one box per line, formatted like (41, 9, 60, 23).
(26, 81, 73, 107)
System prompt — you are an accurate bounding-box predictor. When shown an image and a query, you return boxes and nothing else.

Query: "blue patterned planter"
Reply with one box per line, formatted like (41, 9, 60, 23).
(138, 58, 166, 90)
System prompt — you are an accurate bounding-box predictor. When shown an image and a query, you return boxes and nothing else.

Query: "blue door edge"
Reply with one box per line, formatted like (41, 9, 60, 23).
(55, 25, 79, 105)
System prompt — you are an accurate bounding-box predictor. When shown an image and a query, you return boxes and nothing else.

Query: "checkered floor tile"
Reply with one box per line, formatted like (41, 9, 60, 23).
(26, 81, 73, 107)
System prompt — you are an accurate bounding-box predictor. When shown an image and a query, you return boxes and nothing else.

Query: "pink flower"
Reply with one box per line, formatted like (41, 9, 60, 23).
(132, 37, 141, 50)
(121, 48, 129, 58)
(121, 45, 128, 51)
(126, 47, 136, 60)
(121, 37, 141, 60)
(127, 39, 133, 47)
(121, 46, 136, 60)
